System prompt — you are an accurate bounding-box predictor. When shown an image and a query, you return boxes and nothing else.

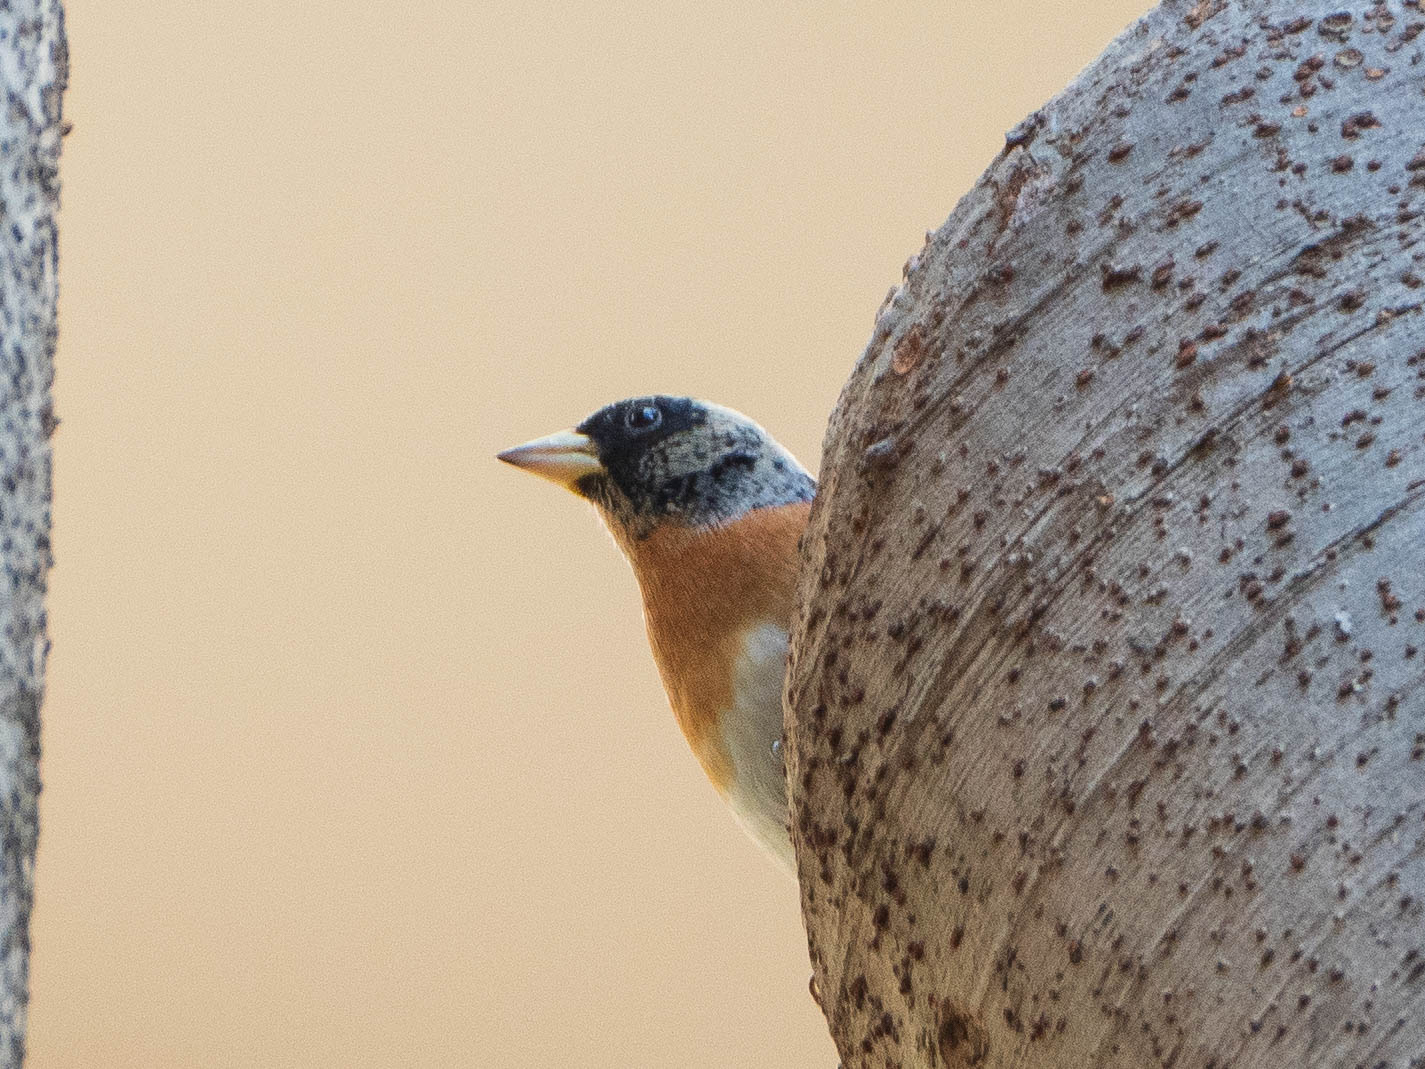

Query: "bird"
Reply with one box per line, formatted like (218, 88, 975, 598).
(498, 396, 814, 872)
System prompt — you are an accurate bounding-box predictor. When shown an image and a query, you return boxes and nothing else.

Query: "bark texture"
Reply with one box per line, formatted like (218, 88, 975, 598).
(0, 3, 65, 1065)
(786, 2, 1425, 1066)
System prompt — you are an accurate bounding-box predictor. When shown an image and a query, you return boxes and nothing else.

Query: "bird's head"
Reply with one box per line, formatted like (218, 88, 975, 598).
(498, 396, 813, 545)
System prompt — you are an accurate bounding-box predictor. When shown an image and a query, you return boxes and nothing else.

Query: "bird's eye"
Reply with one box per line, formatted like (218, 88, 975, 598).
(626, 404, 662, 432)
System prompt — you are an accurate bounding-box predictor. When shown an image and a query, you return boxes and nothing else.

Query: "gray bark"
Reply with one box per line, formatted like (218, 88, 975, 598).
(0, 3, 65, 1066)
(786, 1, 1425, 1066)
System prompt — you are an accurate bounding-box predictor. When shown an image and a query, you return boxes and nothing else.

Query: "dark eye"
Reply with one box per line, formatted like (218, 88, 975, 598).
(626, 404, 662, 432)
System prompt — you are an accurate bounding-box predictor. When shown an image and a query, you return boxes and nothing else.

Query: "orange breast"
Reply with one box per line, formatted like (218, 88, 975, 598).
(624, 501, 810, 794)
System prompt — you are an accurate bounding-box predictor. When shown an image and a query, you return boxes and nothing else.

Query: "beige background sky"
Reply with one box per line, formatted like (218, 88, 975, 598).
(34, 2, 1149, 1066)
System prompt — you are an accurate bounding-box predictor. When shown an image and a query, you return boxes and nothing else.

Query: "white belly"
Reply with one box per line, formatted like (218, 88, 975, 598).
(721, 622, 795, 873)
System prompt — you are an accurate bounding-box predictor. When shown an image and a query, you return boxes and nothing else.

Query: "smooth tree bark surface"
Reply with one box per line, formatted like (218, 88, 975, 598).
(786, 1, 1424, 1066)
(0, 2, 65, 1065)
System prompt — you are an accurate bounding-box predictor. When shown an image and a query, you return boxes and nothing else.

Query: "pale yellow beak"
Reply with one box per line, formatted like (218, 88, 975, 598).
(496, 429, 603, 491)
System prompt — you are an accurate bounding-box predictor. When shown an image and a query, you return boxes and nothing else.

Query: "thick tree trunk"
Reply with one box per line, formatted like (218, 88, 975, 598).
(786, 1, 1425, 1066)
(0, 2, 65, 1065)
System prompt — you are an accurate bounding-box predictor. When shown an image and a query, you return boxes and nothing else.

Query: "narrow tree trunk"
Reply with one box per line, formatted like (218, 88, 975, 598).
(0, 3, 66, 1065)
(786, 1, 1424, 1066)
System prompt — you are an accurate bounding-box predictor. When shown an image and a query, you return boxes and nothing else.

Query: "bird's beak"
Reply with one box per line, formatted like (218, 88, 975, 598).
(496, 429, 604, 491)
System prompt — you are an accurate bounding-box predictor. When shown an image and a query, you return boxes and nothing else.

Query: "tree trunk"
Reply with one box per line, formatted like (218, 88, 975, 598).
(785, 1, 1425, 1066)
(0, 2, 65, 1065)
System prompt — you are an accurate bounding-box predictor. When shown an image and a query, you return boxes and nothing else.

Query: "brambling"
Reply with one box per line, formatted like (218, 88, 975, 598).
(498, 396, 814, 872)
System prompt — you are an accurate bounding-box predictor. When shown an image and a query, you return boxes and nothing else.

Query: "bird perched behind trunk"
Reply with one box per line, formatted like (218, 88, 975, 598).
(500, 396, 814, 871)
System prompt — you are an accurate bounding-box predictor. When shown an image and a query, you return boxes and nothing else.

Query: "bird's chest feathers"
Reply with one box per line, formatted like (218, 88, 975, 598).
(626, 504, 808, 794)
